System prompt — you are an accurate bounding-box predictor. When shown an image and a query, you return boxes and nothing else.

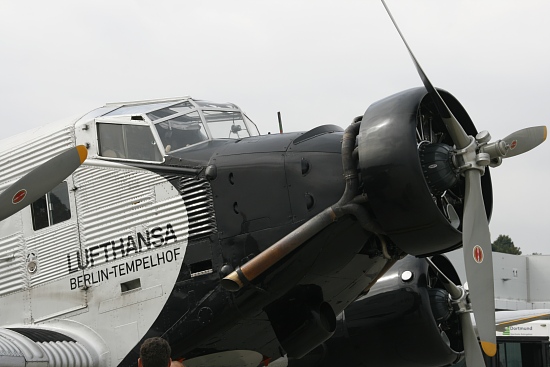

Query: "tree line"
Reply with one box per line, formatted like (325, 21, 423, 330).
(491, 234, 522, 255)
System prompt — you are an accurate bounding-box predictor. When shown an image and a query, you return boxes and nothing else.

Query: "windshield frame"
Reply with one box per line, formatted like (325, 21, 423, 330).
(148, 98, 259, 153)
(93, 97, 259, 159)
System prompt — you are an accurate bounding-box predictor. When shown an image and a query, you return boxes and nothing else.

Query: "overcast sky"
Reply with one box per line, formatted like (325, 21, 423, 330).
(1, 1, 549, 255)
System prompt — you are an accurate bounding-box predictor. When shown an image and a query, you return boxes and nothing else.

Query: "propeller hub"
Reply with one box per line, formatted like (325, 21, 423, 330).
(480, 140, 508, 159)
(476, 152, 491, 167)
(428, 288, 453, 322)
(450, 286, 472, 315)
(453, 136, 487, 175)
(419, 143, 459, 195)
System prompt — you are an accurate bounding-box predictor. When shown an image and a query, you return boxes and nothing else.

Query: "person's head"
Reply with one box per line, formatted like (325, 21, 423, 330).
(170, 361, 185, 367)
(138, 337, 172, 367)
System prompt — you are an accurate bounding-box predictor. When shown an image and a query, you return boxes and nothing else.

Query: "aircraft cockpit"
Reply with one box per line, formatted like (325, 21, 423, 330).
(88, 97, 260, 163)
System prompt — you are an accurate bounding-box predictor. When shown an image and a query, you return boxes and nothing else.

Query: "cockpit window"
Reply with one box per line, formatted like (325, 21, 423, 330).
(147, 101, 195, 121)
(155, 111, 208, 153)
(202, 110, 251, 139)
(97, 123, 162, 162)
(194, 100, 238, 109)
(95, 97, 260, 158)
(104, 101, 176, 117)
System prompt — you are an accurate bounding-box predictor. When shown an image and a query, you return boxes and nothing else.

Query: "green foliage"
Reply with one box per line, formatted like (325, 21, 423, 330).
(491, 234, 522, 255)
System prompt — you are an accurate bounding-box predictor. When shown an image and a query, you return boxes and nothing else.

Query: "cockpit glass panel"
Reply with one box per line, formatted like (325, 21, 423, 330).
(194, 100, 238, 110)
(97, 123, 162, 162)
(98, 123, 125, 157)
(104, 101, 177, 117)
(147, 101, 195, 121)
(202, 110, 251, 139)
(155, 111, 208, 153)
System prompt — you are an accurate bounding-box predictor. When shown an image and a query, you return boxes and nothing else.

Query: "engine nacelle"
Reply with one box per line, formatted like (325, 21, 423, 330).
(358, 87, 493, 256)
(287, 255, 464, 367)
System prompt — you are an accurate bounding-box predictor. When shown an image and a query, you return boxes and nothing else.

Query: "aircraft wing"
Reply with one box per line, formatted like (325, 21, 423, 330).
(494, 309, 550, 332)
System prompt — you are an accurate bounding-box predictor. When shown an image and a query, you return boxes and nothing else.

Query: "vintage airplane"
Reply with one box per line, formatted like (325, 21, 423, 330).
(0, 1, 546, 366)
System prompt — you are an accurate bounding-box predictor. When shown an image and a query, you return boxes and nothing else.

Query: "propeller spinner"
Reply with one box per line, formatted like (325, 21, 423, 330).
(381, 0, 546, 362)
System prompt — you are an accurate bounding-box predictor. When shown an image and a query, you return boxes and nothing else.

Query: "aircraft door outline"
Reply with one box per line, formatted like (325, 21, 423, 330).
(23, 175, 88, 322)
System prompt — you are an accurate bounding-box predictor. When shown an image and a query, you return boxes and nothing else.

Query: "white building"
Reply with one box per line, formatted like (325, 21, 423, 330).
(446, 250, 550, 311)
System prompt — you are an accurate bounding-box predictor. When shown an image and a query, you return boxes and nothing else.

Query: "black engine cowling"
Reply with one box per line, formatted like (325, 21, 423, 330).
(358, 87, 493, 256)
(287, 255, 465, 367)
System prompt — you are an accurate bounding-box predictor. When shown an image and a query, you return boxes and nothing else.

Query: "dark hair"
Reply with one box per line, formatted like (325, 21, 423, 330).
(140, 337, 171, 367)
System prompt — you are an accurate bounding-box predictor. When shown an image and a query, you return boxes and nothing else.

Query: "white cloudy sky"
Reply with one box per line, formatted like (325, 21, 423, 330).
(1, 1, 549, 254)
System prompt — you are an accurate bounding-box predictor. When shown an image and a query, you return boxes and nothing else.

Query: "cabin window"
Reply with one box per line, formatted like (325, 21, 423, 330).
(31, 181, 71, 231)
(97, 123, 162, 162)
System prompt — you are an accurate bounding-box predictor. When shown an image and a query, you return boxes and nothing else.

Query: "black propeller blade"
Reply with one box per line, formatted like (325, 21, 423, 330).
(380, 0, 470, 151)
(0, 145, 88, 222)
